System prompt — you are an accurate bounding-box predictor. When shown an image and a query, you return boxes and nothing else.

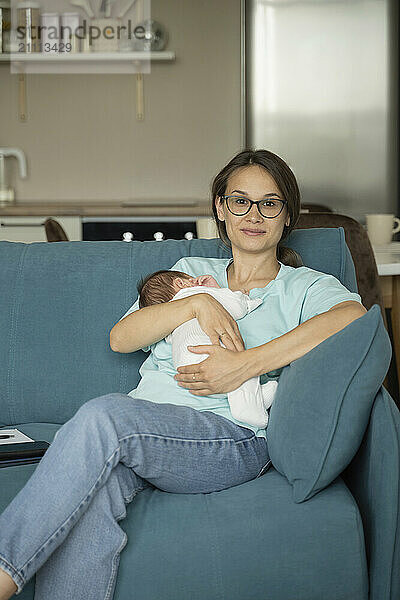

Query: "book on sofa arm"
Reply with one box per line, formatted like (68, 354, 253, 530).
(0, 429, 50, 468)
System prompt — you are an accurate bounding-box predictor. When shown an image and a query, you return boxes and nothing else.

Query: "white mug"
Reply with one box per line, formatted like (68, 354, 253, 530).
(366, 213, 400, 246)
(196, 218, 218, 239)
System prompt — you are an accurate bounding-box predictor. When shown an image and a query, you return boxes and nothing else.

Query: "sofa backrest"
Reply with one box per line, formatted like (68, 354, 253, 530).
(0, 227, 357, 426)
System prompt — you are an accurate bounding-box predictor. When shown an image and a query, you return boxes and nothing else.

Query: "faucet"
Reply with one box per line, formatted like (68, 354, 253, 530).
(0, 148, 28, 206)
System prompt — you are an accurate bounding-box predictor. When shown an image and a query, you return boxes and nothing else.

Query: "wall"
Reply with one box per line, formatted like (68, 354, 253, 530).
(0, 0, 242, 203)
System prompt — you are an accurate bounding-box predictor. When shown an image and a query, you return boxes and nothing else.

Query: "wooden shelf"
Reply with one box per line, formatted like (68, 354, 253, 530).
(0, 51, 175, 63)
(0, 50, 175, 121)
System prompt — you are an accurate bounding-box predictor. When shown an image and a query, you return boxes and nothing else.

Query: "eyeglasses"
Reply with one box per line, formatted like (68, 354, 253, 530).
(220, 195, 287, 219)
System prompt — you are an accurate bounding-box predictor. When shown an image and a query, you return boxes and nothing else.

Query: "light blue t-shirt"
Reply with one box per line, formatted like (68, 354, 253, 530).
(118, 256, 362, 439)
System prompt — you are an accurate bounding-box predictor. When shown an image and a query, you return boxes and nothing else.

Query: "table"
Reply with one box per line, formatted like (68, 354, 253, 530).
(373, 242, 400, 392)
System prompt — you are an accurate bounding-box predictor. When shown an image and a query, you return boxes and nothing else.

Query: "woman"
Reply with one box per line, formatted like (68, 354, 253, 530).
(0, 149, 366, 600)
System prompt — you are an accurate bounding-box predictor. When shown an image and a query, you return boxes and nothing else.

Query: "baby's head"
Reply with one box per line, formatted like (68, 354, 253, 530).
(137, 270, 218, 308)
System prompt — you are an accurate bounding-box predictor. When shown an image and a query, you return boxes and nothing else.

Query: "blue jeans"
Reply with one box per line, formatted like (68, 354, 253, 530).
(0, 393, 271, 599)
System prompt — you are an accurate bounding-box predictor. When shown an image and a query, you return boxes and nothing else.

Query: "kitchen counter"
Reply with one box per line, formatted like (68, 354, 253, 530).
(0, 202, 213, 217)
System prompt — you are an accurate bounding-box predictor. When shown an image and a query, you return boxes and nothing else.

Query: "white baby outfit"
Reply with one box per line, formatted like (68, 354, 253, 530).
(165, 286, 278, 428)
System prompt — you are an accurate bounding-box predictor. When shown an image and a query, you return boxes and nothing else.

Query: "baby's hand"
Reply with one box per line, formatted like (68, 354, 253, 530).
(240, 288, 250, 295)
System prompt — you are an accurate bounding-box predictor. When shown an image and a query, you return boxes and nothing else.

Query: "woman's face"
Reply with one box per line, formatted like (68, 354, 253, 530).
(215, 165, 290, 255)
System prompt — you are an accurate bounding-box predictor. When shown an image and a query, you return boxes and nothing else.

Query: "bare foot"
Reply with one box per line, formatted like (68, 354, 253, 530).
(0, 567, 18, 600)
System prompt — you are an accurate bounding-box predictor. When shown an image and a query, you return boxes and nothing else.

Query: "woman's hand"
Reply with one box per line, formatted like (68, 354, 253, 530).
(174, 345, 252, 395)
(174, 294, 250, 395)
(190, 293, 245, 352)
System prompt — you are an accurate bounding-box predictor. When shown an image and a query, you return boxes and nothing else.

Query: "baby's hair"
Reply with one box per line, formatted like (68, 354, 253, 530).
(137, 269, 192, 308)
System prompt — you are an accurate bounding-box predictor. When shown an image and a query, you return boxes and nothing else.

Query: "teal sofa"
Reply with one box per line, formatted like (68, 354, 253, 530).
(0, 228, 399, 600)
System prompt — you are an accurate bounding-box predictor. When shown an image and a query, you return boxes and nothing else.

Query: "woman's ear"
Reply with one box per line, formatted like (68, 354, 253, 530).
(215, 196, 225, 222)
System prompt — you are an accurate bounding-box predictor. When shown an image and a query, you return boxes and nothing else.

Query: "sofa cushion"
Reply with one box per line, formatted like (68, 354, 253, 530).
(0, 229, 357, 427)
(0, 424, 368, 600)
(114, 470, 367, 600)
(266, 304, 392, 503)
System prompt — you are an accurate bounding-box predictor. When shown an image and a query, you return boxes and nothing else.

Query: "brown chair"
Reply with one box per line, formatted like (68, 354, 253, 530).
(295, 212, 398, 405)
(300, 203, 333, 213)
(44, 218, 69, 242)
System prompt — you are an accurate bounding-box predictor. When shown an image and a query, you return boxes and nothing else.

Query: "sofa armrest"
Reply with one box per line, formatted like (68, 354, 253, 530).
(342, 386, 400, 600)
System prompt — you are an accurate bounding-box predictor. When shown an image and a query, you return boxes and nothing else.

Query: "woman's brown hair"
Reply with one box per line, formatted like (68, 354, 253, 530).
(210, 148, 303, 267)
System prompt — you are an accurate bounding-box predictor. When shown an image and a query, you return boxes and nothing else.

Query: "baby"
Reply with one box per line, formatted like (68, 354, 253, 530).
(136, 269, 278, 428)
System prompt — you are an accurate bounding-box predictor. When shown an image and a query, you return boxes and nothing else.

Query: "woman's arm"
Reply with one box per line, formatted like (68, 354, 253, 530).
(110, 296, 195, 353)
(246, 300, 367, 378)
(110, 293, 245, 354)
(174, 301, 367, 395)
